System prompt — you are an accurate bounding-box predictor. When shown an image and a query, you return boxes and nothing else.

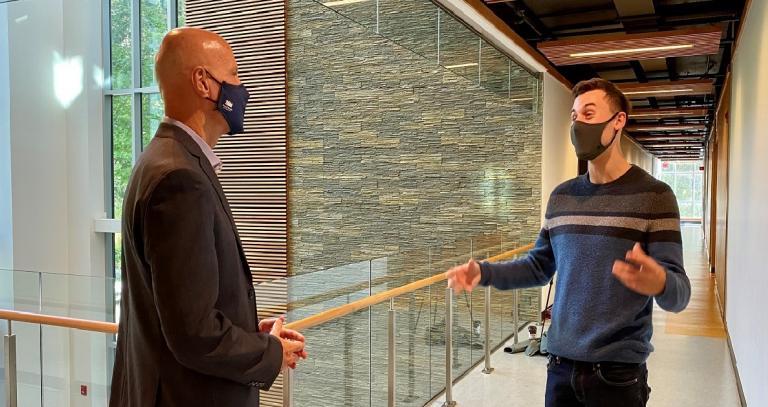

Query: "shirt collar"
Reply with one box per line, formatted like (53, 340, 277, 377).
(161, 116, 223, 173)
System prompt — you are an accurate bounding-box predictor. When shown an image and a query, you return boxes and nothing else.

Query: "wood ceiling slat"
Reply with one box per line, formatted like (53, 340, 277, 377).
(627, 123, 707, 132)
(618, 79, 714, 99)
(538, 26, 723, 65)
(631, 107, 708, 118)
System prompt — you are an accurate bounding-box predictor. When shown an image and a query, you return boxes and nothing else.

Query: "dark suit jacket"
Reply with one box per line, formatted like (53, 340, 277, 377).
(109, 123, 282, 407)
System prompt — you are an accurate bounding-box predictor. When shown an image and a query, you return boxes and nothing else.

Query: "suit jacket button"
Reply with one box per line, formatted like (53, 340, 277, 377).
(248, 381, 257, 387)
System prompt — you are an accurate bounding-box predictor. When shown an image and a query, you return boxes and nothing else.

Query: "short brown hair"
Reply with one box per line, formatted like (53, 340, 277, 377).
(572, 78, 631, 118)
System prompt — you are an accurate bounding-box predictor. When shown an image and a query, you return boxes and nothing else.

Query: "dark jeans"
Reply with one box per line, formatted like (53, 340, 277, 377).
(545, 355, 651, 407)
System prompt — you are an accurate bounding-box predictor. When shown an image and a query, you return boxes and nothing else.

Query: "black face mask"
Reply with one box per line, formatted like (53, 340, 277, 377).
(205, 70, 250, 135)
(570, 111, 621, 161)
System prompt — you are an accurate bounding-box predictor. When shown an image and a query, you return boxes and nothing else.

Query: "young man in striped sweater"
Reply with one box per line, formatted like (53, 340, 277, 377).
(447, 78, 691, 407)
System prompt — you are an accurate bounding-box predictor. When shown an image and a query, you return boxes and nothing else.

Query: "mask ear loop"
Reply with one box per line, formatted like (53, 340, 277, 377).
(203, 69, 221, 108)
(605, 111, 623, 147)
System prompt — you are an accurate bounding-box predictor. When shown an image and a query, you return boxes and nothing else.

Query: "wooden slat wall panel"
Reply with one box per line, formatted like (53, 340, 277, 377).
(185, 3, 288, 404)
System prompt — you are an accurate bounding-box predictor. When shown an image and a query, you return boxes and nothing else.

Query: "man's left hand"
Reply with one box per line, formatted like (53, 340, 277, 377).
(612, 243, 667, 296)
(260, 316, 308, 364)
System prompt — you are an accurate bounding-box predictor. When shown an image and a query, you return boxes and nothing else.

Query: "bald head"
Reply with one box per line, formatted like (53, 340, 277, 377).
(156, 27, 235, 91)
(154, 27, 241, 143)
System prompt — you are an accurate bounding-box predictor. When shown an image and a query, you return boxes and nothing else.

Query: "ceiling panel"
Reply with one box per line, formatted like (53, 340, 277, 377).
(627, 123, 707, 131)
(538, 26, 722, 65)
(639, 58, 669, 73)
(613, 0, 654, 17)
(518, 0, 615, 17)
(631, 107, 708, 118)
(618, 79, 714, 98)
(598, 68, 636, 80)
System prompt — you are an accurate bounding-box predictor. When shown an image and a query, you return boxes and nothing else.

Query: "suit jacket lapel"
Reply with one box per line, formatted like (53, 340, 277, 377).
(155, 124, 252, 279)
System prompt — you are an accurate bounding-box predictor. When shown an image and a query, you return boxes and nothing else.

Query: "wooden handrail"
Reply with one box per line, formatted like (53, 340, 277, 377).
(0, 243, 534, 334)
(285, 243, 534, 331)
(0, 309, 118, 334)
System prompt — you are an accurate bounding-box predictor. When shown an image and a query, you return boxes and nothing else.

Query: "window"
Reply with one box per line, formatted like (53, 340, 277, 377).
(656, 161, 704, 220)
(105, 0, 185, 318)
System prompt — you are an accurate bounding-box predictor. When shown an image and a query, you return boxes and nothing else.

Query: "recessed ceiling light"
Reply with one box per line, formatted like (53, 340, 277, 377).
(624, 88, 695, 96)
(569, 44, 694, 58)
(323, 0, 369, 6)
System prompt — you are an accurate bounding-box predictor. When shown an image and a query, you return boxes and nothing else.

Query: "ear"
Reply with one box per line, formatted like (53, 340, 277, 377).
(614, 111, 627, 132)
(191, 67, 212, 99)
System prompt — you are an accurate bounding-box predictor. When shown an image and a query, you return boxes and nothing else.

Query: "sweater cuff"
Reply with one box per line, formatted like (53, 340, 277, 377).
(479, 261, 493, 287)
(654, 268, 681, 312)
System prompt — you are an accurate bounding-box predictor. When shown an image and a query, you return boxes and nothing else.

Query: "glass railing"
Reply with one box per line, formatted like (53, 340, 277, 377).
(0, 269, 116, 407)
(309, 0, 541, 111)
(1, 239, 536, 407)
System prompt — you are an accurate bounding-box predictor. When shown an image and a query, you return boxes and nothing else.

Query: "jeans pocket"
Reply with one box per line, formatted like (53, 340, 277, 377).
(596, 363, 642, 387)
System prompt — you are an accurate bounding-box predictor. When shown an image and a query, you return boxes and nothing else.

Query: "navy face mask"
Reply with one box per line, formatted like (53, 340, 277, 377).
(205, 70, 249, 135)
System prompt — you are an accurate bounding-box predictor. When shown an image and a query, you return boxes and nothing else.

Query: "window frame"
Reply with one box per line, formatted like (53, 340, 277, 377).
(101, 0, 184, 367)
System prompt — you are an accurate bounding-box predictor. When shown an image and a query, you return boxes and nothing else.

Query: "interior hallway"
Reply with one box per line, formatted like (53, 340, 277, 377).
(432, 224, 742, 407)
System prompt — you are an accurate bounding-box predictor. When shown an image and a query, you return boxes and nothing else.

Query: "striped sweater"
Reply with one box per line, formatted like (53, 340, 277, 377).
(480, 165, 691, 364)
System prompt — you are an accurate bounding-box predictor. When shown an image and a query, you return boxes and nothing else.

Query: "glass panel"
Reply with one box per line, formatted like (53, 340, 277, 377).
(452, 250, 476, 380)
(660, 173, 674, 188)
(378, 0, 438, 62)
(293, 307, 373, 406)
(393, 287, 433, 406)
(142, 92, 164, 148)
(110, 0, 133, 89)
(178, 0, 187, 26)
(140, 0, 169, 87)
(675, 174, 694, 203)
(694, 166, 704, 203)
(439, 11, 479, 83)
(680, 202, 694, 219)
(323, 0, 377, 30)
(40, 273, 114, 406)
(428, 280, 447, 403)
(0, 270, 42, 406)
(509, 69, 537, 110)
(114, 232, 123, 323)
(274, 259, 376, 405)
(677, 161, 695, 172)
(112, 95, 133, 220)
(480, 41, 510, 98)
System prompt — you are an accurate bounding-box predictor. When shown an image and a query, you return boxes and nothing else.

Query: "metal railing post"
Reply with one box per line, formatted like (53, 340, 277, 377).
(388, 298, 396, 407)
(4, 320, 17, 407)
(442, 288, 457, 407)
(512, 289, 520, 345)
(282, 369, 293, 407)
(482, 286, 494, 374)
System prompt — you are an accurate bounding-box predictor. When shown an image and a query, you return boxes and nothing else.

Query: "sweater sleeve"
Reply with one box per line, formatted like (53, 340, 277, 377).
(649, 187, 691, 313)
(478, 227, 556, 290)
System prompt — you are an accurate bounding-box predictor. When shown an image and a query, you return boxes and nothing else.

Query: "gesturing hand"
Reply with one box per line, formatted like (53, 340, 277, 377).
(268, 318, 308, 371)
(612, 243, 667, 296)
(446, 259, 481, 294)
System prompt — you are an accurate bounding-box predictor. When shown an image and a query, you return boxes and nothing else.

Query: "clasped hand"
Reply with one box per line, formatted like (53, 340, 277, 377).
(259, 316, 308, 371)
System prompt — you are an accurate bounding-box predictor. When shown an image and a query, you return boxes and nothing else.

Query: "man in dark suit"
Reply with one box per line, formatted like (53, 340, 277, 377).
(109, 27, 306, 407)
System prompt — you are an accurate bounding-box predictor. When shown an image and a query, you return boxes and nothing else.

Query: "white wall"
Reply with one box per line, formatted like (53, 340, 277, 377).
(540, 73, 577, 312)
(622, 134, 657, 174)
(541, 73, 577, 221)
(2, 0, 108, 405)
(725, 0, 768, 404)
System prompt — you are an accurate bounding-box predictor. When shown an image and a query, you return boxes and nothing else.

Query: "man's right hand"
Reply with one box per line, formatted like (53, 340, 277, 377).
(269, 318, 306, 371)
(446, 259, 482, 294)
